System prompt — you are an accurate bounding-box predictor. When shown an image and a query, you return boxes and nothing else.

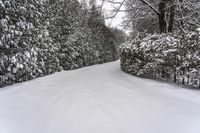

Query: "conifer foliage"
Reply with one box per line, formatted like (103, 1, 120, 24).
(120, 32, 200, 88)
(0, 0, 118, 87)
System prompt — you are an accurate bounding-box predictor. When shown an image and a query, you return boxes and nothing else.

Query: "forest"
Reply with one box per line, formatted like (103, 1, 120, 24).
(0, 0, 123, 87)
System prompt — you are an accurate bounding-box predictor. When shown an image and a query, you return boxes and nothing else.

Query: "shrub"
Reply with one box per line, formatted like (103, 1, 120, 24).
(120, 32, 200, 88)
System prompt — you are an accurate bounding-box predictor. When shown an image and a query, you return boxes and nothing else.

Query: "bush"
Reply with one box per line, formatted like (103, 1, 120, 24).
(0, 0, 118, 87)
(120, 32, 200, 88)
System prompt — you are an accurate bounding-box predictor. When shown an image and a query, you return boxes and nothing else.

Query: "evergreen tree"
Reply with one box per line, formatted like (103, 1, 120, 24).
(88, 4, 118, 63)
(0, 0, 119, 87)
(0, 0, 60, 85)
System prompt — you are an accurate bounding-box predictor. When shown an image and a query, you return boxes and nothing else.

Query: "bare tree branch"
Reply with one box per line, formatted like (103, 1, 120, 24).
(106, 0, 126, 19)
(100, 0, 106, 12)
(139, 0, 160, 15)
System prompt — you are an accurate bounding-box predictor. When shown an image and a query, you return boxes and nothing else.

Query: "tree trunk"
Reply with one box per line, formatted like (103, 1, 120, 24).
(174, 69, 177, 83)
(182, 69, 185, 85)
(168, 4, 175, 32)
(187, 74, 190, 85)
(182, 77, 185, 85)
(158, 0, 176, 33)
(199, 79, 200, 89)
(158, 1, 167, 33)
(178, 0, 184, 30)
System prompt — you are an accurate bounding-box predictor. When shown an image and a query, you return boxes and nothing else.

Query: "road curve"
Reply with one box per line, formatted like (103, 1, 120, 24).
(0, 61, 200, 133)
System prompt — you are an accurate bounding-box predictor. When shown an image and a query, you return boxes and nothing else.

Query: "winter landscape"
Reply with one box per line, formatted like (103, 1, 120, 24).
(0, 0, 200, 133)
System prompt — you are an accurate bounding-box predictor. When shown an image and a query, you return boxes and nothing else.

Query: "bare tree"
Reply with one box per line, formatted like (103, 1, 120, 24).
(105, 0, 200, 33)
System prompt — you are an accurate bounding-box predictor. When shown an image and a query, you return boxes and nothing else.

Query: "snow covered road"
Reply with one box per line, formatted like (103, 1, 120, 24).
(1, 61, 200, 133)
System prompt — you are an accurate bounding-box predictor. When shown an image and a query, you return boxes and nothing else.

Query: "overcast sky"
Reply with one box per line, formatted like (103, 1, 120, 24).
(99, 0, 126, 30)
(78, 0, 126, 30)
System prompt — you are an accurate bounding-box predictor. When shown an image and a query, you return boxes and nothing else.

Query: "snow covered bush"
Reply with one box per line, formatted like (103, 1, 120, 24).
(47, 0, 118, 69)
(0, 0, 61, 87)
(120, 32, 200, 88)
(0, 0, 118, 87)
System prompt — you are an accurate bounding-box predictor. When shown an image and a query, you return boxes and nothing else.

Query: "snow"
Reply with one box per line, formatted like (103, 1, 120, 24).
(197, 27, 200, 31)
(0, 19, 7, 27)
(0, 61, 200, 133)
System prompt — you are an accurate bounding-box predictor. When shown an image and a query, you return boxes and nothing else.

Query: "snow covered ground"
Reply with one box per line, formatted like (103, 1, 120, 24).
(1, 61, 200, 133)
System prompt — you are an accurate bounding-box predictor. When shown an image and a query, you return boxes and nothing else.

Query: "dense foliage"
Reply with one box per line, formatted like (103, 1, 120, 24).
(0, 0, 118, 87)
(120, 32, 200, 88)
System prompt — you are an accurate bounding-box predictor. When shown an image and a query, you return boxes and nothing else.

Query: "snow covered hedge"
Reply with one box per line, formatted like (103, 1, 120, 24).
(120, 33, 200, 88)
(0, 0, 118, 87)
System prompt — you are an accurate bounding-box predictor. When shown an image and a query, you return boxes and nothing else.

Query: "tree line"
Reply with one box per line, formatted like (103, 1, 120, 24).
(107, 0, 200, 88)
(0, 0, 122, 87)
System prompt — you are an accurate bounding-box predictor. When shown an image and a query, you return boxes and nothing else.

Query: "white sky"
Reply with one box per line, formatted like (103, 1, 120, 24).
(78, 0, 126, 30)
(99, 0, 126, 30)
